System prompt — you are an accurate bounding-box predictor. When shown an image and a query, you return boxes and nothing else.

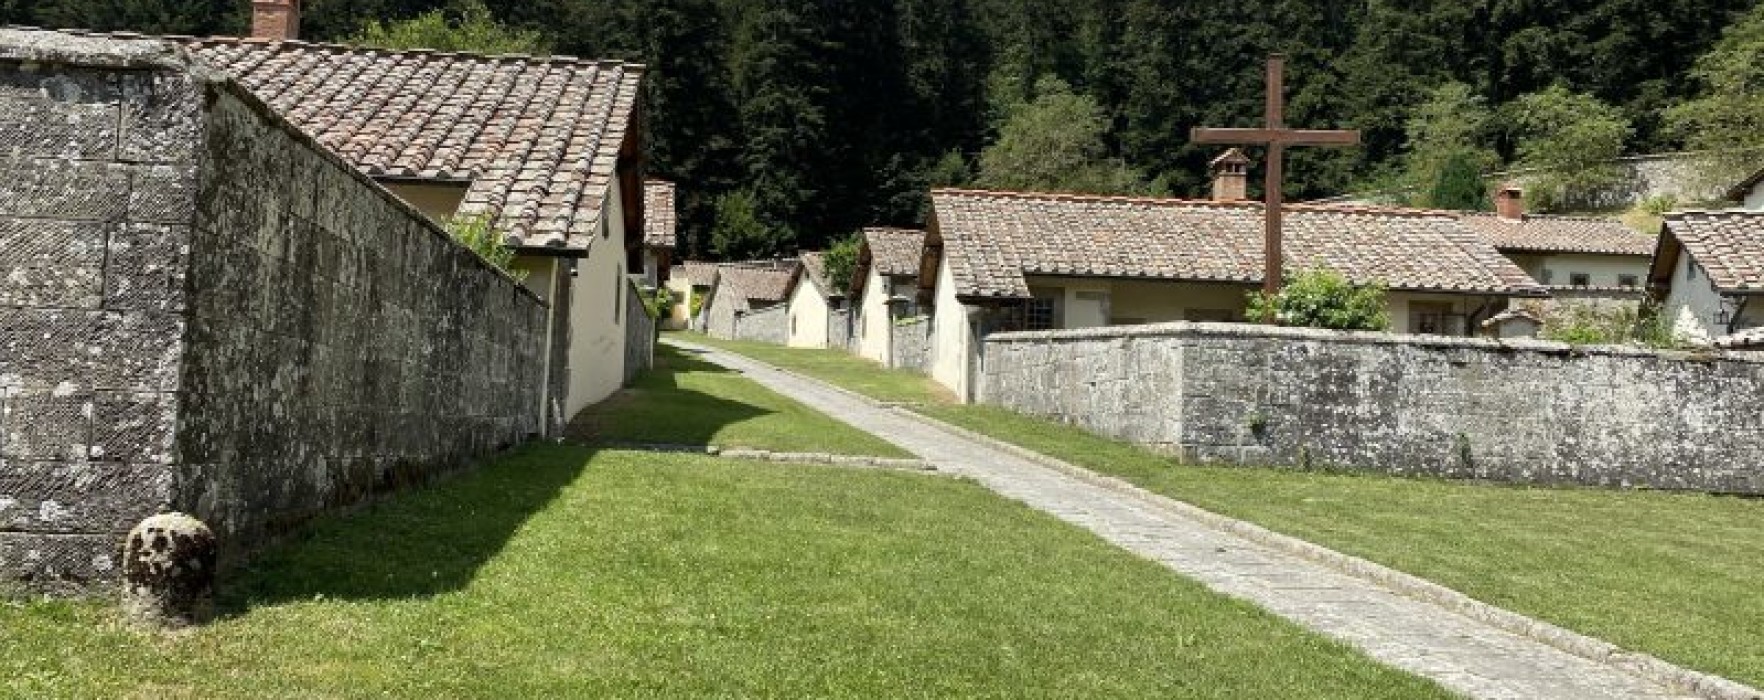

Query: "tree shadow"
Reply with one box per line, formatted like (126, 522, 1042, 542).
(215, 442, 595, 612)
(562, 345, 777, 448)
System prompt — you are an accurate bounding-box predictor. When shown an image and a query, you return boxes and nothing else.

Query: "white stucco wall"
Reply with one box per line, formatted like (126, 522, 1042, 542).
(787, 280, 832, 348)
(1027, 277, 1251, 325)
(1666, 255, 1732, 345)
(1745, 184, 1764, 211)
(563, 181, 630, 419)
(929, 257, 976, 402)
(858, 267, 893, 364)
(662, 275, 693, 330)
(1507, 253, 1649, 288)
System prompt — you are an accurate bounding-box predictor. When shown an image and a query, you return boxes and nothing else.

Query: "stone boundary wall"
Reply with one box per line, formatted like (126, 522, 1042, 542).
(982, 322, 1764, 494)
(890, 317, 931, 371)
(624, 277, 656, 384)
(828, 308, 853, 351)
(1493, 151, 1734, 210)
(0, 32, 547, 590)
(0, 41, 195, 589)
(734, 303, 788, 345)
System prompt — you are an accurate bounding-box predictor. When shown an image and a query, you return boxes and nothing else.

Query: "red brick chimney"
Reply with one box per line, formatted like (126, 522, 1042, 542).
(251, 0, 300, 40)
(1209, 148, 1251, 202)
(1494, 186, 1525, 220)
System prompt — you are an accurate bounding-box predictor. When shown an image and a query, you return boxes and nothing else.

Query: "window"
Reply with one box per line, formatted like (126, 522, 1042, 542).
(791, 315, 797, 335)
(1569, 273, 1590, 287)
(1409, 301, 1466, 336)
(1689, 261, 1700, 282)
(1025, 298, 1057, 331)
(1539, 269, 1555, 284)
(1618, 274, 1639, 288)
(1184, 309, 1236, 322)
(613, 268, 622, 323)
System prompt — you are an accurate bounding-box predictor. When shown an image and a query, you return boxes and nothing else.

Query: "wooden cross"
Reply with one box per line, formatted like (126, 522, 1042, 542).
(1191, 54, 1360, 297)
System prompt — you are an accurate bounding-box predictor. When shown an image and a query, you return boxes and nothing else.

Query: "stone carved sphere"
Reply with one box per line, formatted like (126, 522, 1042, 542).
(121, 513, 217, 629)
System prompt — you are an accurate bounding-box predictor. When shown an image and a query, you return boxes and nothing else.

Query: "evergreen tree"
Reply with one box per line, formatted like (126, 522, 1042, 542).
(976, 77, 1149, 195)
(1506, 86, 1633, 211)
(1402, 83, 1499, 208)
(1666, 3, 1764, 188)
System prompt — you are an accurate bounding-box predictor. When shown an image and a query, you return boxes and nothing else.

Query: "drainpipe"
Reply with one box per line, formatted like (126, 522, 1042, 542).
(536, 258, 562, 438)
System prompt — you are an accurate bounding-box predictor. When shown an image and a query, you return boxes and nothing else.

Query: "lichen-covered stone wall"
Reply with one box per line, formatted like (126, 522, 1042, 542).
(173, 87, 546, 553)
(829, 309, 854, 352)
(0, 52, 193, 589)
(735, 304, 788, 345)
(0, 31, 547, 591)
(624, 278, 655, 383)
(982, 323, 1764, 494)
(889, 317, 931, 371)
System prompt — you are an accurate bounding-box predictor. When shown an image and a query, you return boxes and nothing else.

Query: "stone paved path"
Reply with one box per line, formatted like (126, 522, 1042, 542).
(671, 339, 1698, 700)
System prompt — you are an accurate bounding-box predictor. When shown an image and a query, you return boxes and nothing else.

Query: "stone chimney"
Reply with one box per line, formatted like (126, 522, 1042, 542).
(251, 0, 300, 40)
(1494, 186, 1525, 220)
(1209, 148, 1251, 202)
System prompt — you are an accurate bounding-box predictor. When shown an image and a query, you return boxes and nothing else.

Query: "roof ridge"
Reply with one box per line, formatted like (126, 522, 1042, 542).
(932, 188, 1456, 219)
(182, 32, 644, 69)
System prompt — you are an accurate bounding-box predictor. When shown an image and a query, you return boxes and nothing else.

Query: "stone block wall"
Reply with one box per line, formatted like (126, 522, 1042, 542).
(982, 323, 1764, 494)
(0, 32, 547, 590)
(624, 278, 655, 383)
(735, 304, 788, 345)
(890, 317, 931, 371)
(829, 309, 854, 352)
(0, 47, 192, 589)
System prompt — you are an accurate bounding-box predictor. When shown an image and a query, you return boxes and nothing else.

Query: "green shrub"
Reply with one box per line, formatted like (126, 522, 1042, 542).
(1539, 301, 1685, 349)
(445, 213, 526, 281)
(1246, 268, 1390, 331)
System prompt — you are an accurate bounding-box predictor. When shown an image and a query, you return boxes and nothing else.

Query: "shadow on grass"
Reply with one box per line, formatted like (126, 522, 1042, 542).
(563, 345, 776, 447)
(216, 443, 594, 611)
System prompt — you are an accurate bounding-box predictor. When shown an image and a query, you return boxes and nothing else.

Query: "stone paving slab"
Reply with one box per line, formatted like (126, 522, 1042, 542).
(668, 339, 1710, 700)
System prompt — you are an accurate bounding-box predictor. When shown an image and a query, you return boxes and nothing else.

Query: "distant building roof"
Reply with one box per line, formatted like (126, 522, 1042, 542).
(850, 228, 926, 298)
(1652, 211, 1764, 294)
(787, 251, 841, 301)
(1460, 214, 1655, 257)
(708, 265, 795, 314)
(644, 180, 676, 250)
(926, 189, 1547, 301)
(676, 262, 720, 287)
(188, 37, 644, 254)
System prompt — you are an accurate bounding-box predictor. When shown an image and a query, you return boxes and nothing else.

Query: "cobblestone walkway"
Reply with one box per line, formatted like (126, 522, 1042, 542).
(672, 339, 1698, 700)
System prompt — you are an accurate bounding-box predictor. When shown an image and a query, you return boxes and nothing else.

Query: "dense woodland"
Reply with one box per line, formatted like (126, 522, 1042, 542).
(10, 0, 1764, 258)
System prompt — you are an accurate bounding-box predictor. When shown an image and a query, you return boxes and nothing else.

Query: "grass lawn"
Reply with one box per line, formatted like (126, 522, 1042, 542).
(1, 445, 1448, 698)
(567, 343, 908, 457)
(685, 333, 1764, 688)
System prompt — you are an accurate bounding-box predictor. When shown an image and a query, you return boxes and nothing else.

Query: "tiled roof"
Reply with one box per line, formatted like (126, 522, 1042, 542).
(1661, 211, 1764, 293)
(790, 252, 840, 299)
(713, 265, 795, 311)
(677, 262, 720, 287)
(863, 228, 926, 277)
(1461, 214, 1655, 256)
(188, 37, 643, 253)
(1716, 326, 1764, 349)
(928, 189, 1547, 300)
(644, 180, 676, 250)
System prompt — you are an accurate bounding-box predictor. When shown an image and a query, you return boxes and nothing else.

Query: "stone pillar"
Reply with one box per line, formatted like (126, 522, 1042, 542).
(120, 513, 217, 629)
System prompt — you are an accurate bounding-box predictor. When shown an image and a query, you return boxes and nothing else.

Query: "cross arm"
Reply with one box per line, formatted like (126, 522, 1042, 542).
(1191, 127, 1361, 146)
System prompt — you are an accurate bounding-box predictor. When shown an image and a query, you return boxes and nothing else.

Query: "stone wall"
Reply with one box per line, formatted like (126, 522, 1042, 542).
(829, 308, 854, 352)
(0, 44, 193, 589)
(0, 32, 547, 590)
(982, 323, 1764, 494)
(1493, 152, 1733, 210)
(890, 316, 931, 371)
(735, 304, 788, 345)
(624, 277, 655, 383)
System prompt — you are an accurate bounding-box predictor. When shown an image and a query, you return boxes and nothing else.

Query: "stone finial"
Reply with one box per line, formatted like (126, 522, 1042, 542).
(120, 513, 217, 629)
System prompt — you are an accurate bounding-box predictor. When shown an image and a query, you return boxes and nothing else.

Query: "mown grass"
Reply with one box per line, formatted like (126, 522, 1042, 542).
(688, 333, 1764, 688)
(677, 332, 949, 405)
(0, 445, 1448, 698)
(566, 343, 908, 457)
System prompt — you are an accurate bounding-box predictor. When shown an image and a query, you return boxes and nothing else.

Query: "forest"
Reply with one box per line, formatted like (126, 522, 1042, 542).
(7, 0, 1764, 258)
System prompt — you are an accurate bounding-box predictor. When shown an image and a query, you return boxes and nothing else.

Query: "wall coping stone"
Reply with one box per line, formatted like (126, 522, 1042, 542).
(985, 321, 1764, 364)
(0, 25, 544, 306)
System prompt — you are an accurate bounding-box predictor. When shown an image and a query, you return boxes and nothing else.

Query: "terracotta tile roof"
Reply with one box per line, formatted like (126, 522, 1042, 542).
(676, 262, 721, 287)
(862, 228, 926, 276)
(789, 252, 840, 300)
(1716, 326, 1764, 349)
(713, 265, 795, 312)
(644, 180, 676, 250)
(928, 189, 1547, 300)
(1461, 214, 1655, 256)
(1661, 211, 1764, 293)
(187, 37, 643, 253)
